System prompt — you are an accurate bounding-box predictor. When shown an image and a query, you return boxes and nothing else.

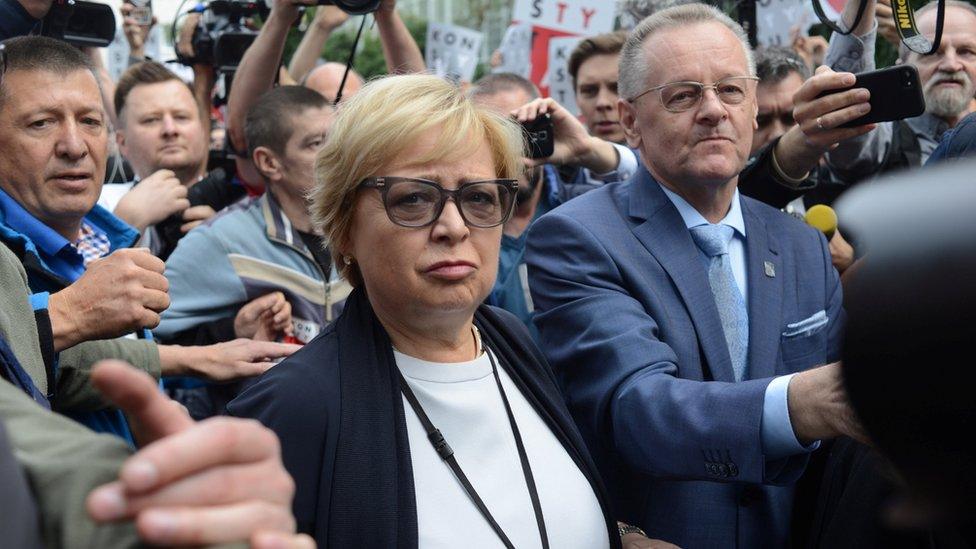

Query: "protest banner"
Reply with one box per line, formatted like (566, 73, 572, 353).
(426, 22, 484, 83)
(493, 22, 534, 78)
(512, 0, 614, 98)
(544, 36, 583, 115)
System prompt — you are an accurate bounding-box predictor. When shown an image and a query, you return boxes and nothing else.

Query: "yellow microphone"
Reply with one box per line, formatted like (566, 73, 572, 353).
(804, 204, 837, 240)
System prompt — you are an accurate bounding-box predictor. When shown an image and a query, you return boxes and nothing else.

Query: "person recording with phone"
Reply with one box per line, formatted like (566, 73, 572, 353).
(467, 72, 638, 337)
(822, 0, 976, 182)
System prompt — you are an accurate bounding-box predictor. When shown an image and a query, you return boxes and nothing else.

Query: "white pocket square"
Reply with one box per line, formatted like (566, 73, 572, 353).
(782, 310, 828, 338)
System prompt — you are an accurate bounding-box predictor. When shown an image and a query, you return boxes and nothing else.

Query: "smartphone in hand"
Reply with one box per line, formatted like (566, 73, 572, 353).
(819, 65, 925, 128)
(521, 113, 555, 159)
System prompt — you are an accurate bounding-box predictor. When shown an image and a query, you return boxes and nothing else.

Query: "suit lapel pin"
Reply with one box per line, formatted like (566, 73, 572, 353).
(764, 261, 776, 278)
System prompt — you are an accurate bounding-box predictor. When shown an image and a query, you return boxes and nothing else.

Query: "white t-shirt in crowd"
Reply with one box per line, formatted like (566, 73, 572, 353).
(394, 348, 610, 549)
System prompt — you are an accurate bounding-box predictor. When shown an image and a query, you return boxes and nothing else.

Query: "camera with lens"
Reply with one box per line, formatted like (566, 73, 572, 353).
(314, 0, 381, 15)
(40, 0, 116, 48)
(177, 0, 267, 73)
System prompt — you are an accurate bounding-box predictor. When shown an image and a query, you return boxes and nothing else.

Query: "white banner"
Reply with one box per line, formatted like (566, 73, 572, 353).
(493, 23, 534, 77)
(756, 0, 819, 47)
(512, 0, 615, 35)
(426, 22, 484, 83)
(544, 36, 583, 115)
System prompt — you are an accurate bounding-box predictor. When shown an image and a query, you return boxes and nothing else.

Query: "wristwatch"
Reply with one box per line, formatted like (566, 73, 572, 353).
(617, 521, 647, 538)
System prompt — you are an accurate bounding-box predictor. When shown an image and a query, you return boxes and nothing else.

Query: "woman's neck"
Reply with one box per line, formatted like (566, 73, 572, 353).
(376, 307, 479, 363)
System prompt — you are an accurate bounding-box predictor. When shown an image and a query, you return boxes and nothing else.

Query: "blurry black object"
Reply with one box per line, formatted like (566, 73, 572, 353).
(177, 0, 267, 73)
(317, 0, 380, 15)
(837, 160, 976, 529)
(153, 167, 247, 260)
(40, 0, 115, 48)
(817, 66, 925, 128)
(521, 113, 555, 159)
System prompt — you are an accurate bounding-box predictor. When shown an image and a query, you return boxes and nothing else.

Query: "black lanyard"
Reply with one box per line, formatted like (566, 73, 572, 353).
(810, 0, 945, 55)
(397, 347, 550, 549)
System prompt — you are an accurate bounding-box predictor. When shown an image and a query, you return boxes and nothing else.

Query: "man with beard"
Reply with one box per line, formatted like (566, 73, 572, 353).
(468, 73, 637, 337)
(824, 0, 976, 180)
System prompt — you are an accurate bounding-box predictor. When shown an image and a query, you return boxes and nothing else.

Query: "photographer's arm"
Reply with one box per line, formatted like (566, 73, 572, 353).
(226, 0, 313, 154)
(374, 0, 425, 74)
(288, 6, 348, 82)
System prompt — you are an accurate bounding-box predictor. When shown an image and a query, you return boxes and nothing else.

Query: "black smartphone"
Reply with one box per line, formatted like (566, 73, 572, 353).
(521, 113, 555, 159)
(819, 65, 925, 128)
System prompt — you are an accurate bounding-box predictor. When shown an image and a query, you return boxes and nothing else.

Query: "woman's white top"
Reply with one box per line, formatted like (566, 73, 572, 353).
(394, 348, 611, 549)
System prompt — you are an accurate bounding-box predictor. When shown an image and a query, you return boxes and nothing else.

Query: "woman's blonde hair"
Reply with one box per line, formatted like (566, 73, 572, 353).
(309, 73, 525, 286)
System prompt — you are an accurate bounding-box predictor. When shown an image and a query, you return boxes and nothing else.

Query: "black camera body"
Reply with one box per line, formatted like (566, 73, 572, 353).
(317, 0, 381, 15)
(178, 0, 267, 73)
(521, 113, 555, 160)
(40, 0, 116, 48)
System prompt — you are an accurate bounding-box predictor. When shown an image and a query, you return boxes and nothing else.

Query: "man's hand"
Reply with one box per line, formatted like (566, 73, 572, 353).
(788, 362, 869, 445)
(829, 229, 855, 274)
(792, 65, 876, 153)
(876, 0, 901, 47)
(120, 2, 156, 59)
(84, 360, 314, 548)
(48, 249, 169, 351)
(235, 292, 294, 341)
(792, 34, 828, 70)
(158, 339, 300, 381)
(511, 97, 619, 173)
(314, 5, 349, 31)
(113, 170, 190, 231)
(176, 12, 202, 60)
(267, 0, 317, 26)
(180, 205, 217, 234)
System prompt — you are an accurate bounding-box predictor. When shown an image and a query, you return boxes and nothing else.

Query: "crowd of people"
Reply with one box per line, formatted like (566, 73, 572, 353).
(1, 0, 975, 546)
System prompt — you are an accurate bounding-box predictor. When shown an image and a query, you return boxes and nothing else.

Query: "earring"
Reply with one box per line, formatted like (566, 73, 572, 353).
(343, 256, 353, 265)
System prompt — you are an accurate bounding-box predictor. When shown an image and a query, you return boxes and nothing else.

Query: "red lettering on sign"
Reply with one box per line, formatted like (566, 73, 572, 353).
(581, 7, 595, 28)
(556, 2, 568, 23)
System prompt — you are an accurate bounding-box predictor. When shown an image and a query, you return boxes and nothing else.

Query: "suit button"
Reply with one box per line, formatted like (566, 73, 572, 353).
(727, 463, 739, 478)
(717, 463, 730, 477)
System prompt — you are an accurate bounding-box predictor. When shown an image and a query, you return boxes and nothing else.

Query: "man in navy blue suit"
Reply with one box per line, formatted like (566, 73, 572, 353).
(526, 4, 866, 547)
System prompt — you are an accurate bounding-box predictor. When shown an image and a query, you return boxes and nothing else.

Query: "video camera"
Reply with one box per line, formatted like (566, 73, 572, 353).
(177, 0, 381, 73)
(40, 0, 116, 48)
(176, 0, 267, 73)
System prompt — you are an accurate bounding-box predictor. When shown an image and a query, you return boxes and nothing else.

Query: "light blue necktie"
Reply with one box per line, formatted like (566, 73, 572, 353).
(689, 224, 749, 381)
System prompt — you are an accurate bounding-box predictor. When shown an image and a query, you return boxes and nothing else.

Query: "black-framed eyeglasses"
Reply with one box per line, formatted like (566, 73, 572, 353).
(629, 75, 760, 113)
(358, 176, 519, 228)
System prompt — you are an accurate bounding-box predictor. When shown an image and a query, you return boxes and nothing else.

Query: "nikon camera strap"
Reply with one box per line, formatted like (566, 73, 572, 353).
(810, 0, 945, 55)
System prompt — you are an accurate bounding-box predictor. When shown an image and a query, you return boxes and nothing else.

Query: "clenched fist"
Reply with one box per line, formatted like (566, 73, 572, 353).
(49, 248, 169, 351)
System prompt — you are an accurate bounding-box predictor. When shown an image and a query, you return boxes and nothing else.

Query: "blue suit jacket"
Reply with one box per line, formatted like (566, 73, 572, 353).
(525, 168, 845, 548)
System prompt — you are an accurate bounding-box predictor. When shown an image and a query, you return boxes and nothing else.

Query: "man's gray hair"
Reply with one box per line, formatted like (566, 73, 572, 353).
(898, 0, 976, 61)
(755, 46, 811, 84)
(618, 3, 756, 101)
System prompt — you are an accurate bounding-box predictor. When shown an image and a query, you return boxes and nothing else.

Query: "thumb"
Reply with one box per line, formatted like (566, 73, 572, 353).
(91, 360, 193, 444)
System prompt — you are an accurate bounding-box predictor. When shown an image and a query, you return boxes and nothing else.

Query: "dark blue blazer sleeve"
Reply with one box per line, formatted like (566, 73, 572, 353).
(227, 331, 340, 536)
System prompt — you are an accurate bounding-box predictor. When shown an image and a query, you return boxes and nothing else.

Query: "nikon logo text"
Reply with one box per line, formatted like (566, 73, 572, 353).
(896, 0, 912, 29)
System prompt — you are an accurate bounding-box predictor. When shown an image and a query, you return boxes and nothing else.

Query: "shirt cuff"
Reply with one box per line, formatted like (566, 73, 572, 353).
(826, 20, 878, 73)
(587, 143, 638, 184)
(761, 374, 820, 460)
